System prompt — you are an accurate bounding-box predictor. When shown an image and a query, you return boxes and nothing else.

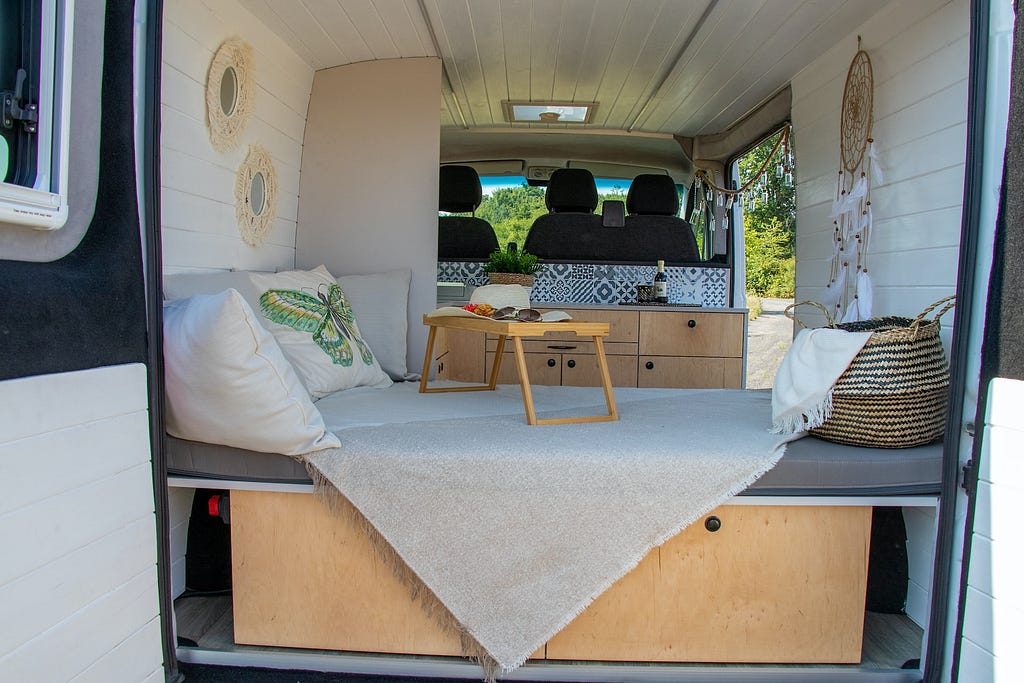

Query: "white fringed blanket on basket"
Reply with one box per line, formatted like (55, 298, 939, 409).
(305, 389, 797, 677)
(772, 327, 872, 434)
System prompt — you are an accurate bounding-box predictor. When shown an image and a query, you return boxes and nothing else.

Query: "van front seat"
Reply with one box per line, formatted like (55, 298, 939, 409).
(437, 165, 499, 260)
(523, 168, 604, 260)
(622, 174, 701, 262)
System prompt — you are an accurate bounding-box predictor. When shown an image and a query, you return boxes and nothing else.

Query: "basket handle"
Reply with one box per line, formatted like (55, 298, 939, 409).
(910, 295, 956, 330)
(784, 301, 836, 329)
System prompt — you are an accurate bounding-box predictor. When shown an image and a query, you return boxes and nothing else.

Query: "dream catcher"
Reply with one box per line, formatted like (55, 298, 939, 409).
(824, 40, 883, 322)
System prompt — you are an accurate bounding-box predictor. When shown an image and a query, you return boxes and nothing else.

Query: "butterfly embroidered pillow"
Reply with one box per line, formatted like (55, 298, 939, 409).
(250, 266, 392, 399)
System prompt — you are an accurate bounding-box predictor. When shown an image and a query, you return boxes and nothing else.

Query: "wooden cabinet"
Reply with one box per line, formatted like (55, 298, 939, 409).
(545, 504, 871, 663)
(440, 305, 746, 389)
(232, 492, 870, 664)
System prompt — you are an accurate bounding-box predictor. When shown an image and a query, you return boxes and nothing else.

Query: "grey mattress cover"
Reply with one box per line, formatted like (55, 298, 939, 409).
(167, 384, 943, 495)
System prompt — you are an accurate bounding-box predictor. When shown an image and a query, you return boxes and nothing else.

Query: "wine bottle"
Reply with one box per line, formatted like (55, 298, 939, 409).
(654, 260, 668, 304)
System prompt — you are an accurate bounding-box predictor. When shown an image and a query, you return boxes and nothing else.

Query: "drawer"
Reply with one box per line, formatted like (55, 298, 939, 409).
(486, 351, 638, 388)
(540, 309, 639, 343)
(639, 311, 744, 357)
(486, 351, 562, 386)
(546, 505, 871, 663)
(637, 356, 743, 389)
(486, 339, 638, 356)
(561, 354, 637, 388)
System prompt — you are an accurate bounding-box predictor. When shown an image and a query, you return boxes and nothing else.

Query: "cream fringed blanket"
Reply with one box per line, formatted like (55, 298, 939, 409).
(305, 389, 795, 677)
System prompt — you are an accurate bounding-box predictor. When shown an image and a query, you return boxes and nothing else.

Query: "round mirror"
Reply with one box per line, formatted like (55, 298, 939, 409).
(250, 172, 266, 216)
(206, 39, 253, 152)
(220, 66, 238, 116)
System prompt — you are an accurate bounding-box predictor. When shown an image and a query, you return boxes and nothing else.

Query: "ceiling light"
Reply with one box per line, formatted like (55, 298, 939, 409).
(502, 101, 597, 124)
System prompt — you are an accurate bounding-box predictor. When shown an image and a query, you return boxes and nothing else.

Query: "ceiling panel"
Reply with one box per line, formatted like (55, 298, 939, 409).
(243, 0, 895, 138)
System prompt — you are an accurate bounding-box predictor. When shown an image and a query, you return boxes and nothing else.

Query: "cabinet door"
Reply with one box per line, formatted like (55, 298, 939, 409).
(486, 351, 562, 386)
(560, 354, 637, 388)
(638, 356, 743, 389)
(546, 505, 871, 663)
(443, 327, 485, 383)
(640, 311, 744, 357)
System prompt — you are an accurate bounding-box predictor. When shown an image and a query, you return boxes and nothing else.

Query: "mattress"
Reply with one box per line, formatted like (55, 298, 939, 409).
(167, 383, 943, 496)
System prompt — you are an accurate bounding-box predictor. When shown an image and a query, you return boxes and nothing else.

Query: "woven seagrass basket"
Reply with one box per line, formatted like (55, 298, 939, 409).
(786, 296, 955, 448)
(487, 272, 535, 287)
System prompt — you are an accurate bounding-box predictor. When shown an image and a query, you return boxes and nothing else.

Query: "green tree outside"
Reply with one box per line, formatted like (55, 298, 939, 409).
(462, 181, 632, 251)
(737, 129, 796, 298)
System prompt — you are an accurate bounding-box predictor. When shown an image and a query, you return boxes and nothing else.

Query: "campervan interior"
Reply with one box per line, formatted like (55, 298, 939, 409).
(2, 0, 1014, 681)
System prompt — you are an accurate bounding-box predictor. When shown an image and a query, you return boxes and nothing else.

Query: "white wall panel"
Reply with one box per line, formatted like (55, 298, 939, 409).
(296, 57, 441, 375)
(792, 0, 967, 329)
(0, 364, 161, 681)
(161, 0, 314, 274)
(959, 379, 1024, 679)
(789, 0, 968, 631)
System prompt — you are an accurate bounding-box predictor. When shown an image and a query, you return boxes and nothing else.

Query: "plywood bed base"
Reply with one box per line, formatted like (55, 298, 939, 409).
(231, 490, 870, 664)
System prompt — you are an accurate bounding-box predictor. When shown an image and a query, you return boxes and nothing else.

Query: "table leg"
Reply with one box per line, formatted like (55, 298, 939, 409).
(487, 335, 507, 389)
(593, 335, 619, 421)
(418, 325, 438, 393)
(512, 336, 538, 425)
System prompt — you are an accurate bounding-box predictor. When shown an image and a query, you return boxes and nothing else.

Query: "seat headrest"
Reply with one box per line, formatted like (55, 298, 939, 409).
(545, 168, 598, 213)
(439, 165, 483, 213)
(626, 174, 679, 216)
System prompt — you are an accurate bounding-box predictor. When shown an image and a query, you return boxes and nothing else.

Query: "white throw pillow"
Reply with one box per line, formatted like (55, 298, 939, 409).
(251, 266, 393, 398)
(336, 269, 415, 381)
(163, 289, 340, 455)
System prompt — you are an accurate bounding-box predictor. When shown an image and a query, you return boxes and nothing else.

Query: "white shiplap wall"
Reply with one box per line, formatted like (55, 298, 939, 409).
(791, 0, 967, 342)
(161, 0, 314, 275)
(959, 379, 1024, 679)
(0, 365, 163, 682)
(790, 0, 968, 629)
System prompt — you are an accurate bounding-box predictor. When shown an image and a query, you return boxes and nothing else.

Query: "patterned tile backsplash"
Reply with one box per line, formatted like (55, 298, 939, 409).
(437, 261, 731, 308)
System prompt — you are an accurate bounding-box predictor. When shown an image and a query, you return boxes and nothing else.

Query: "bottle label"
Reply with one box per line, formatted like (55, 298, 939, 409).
(654, 281, 668, 298)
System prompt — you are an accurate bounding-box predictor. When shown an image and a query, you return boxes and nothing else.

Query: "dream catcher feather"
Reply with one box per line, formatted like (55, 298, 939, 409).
(825, 41, 881, 322)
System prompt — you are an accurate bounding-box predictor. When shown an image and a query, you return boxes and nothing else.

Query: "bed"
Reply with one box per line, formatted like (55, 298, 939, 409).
(161, 268, 942, 673)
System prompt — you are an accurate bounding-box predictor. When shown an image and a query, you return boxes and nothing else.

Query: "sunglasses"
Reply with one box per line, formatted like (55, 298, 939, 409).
(492, 307, 542, 322)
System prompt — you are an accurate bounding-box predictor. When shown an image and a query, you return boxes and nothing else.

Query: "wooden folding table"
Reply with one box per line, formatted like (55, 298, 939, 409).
(420, 314, 619, 425)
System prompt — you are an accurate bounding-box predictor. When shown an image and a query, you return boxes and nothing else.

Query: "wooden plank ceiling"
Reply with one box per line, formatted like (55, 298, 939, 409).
(238, 0, 889, 137)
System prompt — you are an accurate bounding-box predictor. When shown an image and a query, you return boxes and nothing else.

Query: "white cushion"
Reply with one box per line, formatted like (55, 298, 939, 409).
(336, 269, 415, 381)
(163, 289, 340, 455)
(251, 266, 393, 398)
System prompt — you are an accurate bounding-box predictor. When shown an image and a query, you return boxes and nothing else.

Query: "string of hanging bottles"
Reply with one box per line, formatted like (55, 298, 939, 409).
(691, 125, 794, 239)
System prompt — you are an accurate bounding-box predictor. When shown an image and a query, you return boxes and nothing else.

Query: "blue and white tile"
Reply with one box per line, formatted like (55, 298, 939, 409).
(571, 264, 596, 279)
(566, 279, 595, 303)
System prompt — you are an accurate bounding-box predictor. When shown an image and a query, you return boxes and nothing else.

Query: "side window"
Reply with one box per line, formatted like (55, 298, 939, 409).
(0, 0, 74, 230)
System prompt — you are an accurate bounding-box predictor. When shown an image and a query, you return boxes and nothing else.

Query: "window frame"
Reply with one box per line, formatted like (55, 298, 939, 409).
(0, 0, 75, 230)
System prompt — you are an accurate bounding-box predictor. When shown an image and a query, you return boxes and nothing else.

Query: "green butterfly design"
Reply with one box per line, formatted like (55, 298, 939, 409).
(259, 283, 375, 367)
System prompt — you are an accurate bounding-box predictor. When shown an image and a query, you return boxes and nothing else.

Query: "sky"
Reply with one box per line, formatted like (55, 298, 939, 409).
(480, 175, 630, 196)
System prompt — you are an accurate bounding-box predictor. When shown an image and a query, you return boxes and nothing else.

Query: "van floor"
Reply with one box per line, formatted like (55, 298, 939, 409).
(174, 595, 923, 672)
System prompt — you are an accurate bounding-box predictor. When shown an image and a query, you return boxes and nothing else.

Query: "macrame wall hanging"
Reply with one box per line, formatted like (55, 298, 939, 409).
(235, 145, 278, 247)
(692, 125, 794, 238)
(824, 39, 883, 322)
(206, 38, 255, 153)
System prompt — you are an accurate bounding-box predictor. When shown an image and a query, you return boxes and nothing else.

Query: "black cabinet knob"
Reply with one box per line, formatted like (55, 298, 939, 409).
(704, 516, 721, 532)
(547, 358, 557, 367)
(645, 361, 654, 370)
(566, 359, 576, 368)
(688, 319, 697, 328)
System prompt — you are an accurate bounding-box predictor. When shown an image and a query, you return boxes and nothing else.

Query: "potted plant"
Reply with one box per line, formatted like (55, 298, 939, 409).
(482, 245, 543, 287)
